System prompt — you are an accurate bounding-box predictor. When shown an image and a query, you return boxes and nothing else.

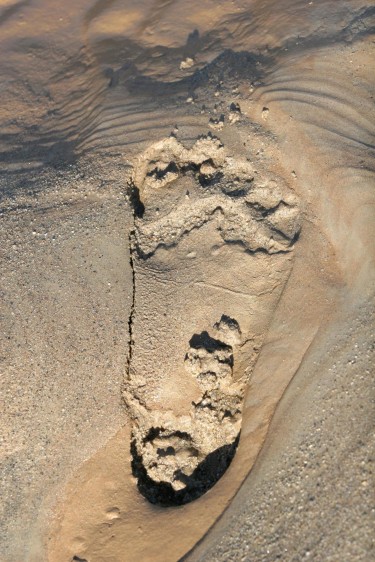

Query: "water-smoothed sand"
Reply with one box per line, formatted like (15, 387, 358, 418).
(0, 1, 374, 561)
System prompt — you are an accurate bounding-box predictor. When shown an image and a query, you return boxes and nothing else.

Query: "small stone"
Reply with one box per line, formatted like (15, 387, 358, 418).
(180, 57, 194, 70)
(262, 107, 270, 120)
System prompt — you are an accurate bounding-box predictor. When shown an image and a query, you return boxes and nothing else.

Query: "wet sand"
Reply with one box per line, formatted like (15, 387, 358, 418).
(0, 1, 374, 561)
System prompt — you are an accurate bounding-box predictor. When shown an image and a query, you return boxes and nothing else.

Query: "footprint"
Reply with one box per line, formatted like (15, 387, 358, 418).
(124, 134, 301, 505)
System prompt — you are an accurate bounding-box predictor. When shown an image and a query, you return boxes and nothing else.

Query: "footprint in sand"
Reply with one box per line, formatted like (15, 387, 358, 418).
(124, 133, 301, 505)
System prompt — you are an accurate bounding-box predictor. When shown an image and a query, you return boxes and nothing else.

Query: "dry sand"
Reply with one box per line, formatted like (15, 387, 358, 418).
(0, 1, 374, 561)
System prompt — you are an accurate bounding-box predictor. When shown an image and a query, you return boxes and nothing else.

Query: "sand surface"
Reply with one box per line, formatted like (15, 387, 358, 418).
(0, 1, 374, 561)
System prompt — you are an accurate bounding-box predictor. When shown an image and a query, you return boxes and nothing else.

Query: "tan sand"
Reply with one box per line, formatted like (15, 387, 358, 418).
(0, 1, 374, 561)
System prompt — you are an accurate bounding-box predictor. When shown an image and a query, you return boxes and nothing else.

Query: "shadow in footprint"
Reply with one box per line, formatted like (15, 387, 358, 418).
(189, 331, 232, 354)
(131, 434, 240, 507)
(128, 182, 145, 218)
